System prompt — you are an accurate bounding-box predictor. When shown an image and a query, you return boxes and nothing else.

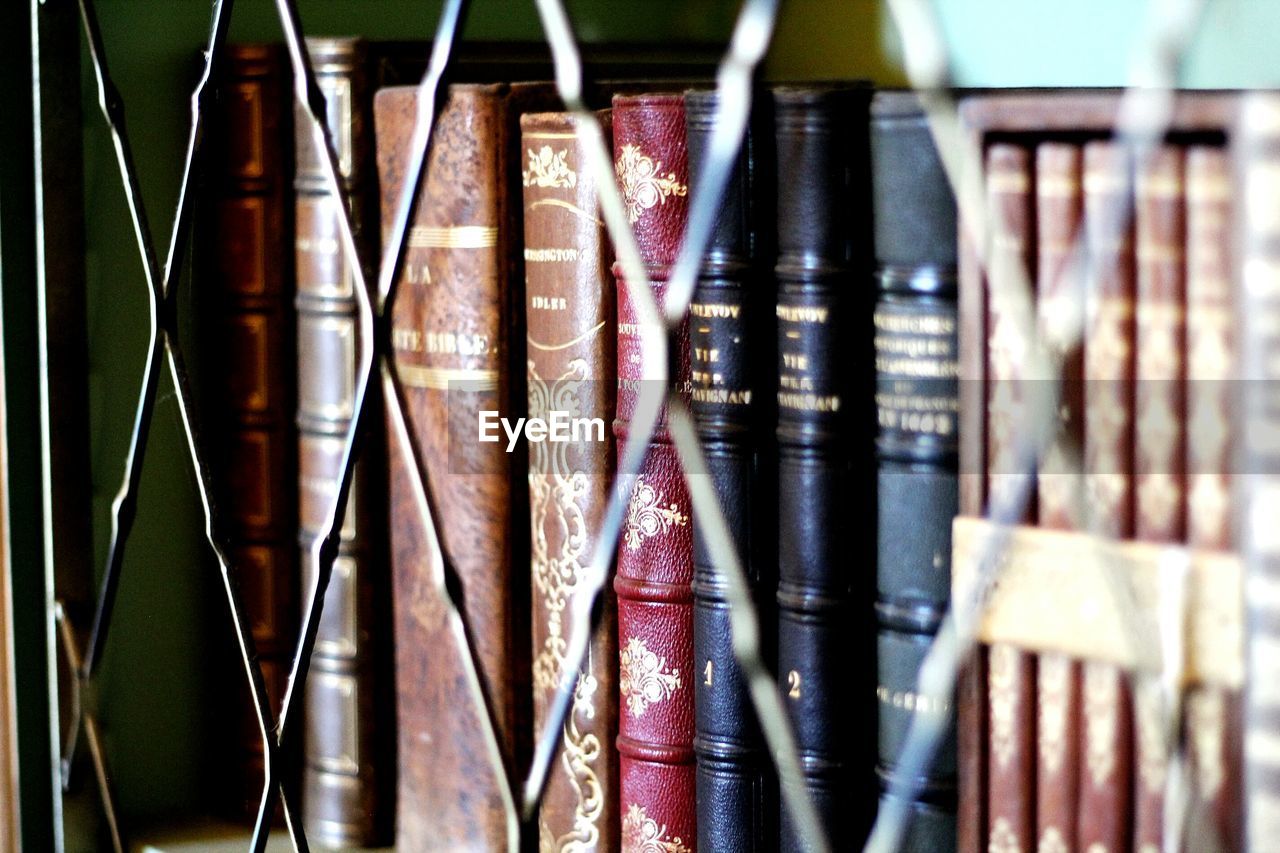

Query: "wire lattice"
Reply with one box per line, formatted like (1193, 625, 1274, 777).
(39, 0, 1222, 850)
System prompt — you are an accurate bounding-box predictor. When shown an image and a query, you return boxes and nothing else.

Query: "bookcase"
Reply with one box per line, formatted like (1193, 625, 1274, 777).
(4, 1, 1279, 851)
(6, 1, 904, 850)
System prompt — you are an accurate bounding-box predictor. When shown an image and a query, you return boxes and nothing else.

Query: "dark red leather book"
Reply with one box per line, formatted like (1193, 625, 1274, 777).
(1078, 140, 1135, 853)
(204, 42, 298, 821)
(611, 93, 697, 853)
(1032, 142, 1083, 853)
(983, 143, 1037, 853)
(1184, 144, 1242, 853)
(1133, 145, 1187, 853)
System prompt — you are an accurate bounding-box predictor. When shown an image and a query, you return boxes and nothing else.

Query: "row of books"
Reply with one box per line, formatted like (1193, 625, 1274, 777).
(201, 36, 962, 851)
(956, 92, 1267, 853)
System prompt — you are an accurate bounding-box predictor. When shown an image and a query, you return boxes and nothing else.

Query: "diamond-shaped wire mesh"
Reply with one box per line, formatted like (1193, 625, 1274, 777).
(40, 0, 1217, 850)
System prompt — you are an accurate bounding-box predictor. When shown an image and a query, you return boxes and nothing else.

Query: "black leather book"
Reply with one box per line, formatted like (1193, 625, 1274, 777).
(865, 89, 957, 845)
(869, 92, 959, 851)
(773, 84, 875, 851)
(686, 89, 778, 851)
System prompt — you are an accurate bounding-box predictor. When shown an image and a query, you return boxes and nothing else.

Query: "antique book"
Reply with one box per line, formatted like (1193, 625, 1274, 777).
(868, 90, 958, 852)
(773, 85, 873, 850)
(1031, 142, 1084, 853)
(611, 92, 697, 853)
(293, 37, 393, 846)
(376, 80, 555, 851)
(983, 142, 1036, 853)
(1237, 94, 1280, 853)
(1133, 145, 1186, 853)
(1184, 144, 1242, 853)
(1077, 140, 1135, 853)
(685, 89, 777, 851)
(204, 43, 298, 819)
(520, 109, 619, 852)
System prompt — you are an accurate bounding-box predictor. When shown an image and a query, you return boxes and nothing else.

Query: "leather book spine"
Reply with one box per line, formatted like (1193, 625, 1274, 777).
(869, 91, 959, 852)
(956, 186, 987, 853)
(1078, 140, 1135, 853)
(610, 93, 697, 853)
(1236, 95, 1280, 853)
(684, 89, 778, 853)
(773, 85, 873, 851)
(983, 143, 1036, 853)
(1032, 142, 1084, 853)
(293, 37, 392, 847)
(1133, 146, 1186, 853)
(206, 43, 297, 820)
(376, 81, 555, 851)
(520, 109, 620, 853)
(1184, 145, 1242, 853)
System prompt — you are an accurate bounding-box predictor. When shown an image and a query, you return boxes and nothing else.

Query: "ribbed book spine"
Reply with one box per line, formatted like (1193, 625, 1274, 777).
(773, 85, 872, 850)
(983, 143, 1036, 853)
(611, 93, 697, 853)
(1032, 142, 1083, 853)
(868, 91, 958, 852)
(206, 43, 297, 820)
(520, 109, 619, 853)
(1077, 140, 1135, 853)
(376, 81, 553, 851)
(292, 37, 392, 846)
(1132, 145, 1186, 853)
(685, 89, 777, 852)
(1184, 145, 1241, 852)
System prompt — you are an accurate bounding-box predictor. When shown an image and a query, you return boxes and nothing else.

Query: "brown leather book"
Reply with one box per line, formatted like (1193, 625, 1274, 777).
(1032, 141, 1083, 853)
(956, 199, 987, 853)
(1133, 145, 1186, 853)
(1078, 140, 1135, 853)
(293, 36, 393, 847)
(375, 80, 556, 851)
(1184, 145, 1242, 852)
(520, 110, 620, 852)
(983, 143, 1036, 853)
(204, 43, 299, 820)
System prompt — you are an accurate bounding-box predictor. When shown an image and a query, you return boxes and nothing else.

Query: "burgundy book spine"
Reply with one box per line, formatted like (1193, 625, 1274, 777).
(1078, 140, 1135, 853)
(1184, 145, 1242, 852)
(957, 186, 988, 853)
(1133, 145, 1187, 853)
(611, 93, 697, 852)
(1033, 142, 1084, 853)
(984, 143, 1037, 853)
(207, 43, 298, 820)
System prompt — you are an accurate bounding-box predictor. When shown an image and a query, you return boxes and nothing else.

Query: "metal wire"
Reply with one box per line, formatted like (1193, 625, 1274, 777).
(867, 0, 1210, 849)
(67, 0, 307, 849)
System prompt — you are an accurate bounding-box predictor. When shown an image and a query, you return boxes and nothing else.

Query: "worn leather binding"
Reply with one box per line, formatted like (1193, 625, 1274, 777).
(773, 85, 874, 851)
(206, 43, 298, 819)
(685, 89, 778, 852)
(1031, 142, 1084, 853)
(1133, 145, 1186, 853)
(293, 36, 395, 846)
(376, 81, 554, 851)
(868, 91, 959, 853)
(1078, 140, 1135, 853)
(983, 143, 1037, 853)
(520, 110, 620, 853)
(1184, 145, 1242, 853)
(610, 93, 697, 853)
